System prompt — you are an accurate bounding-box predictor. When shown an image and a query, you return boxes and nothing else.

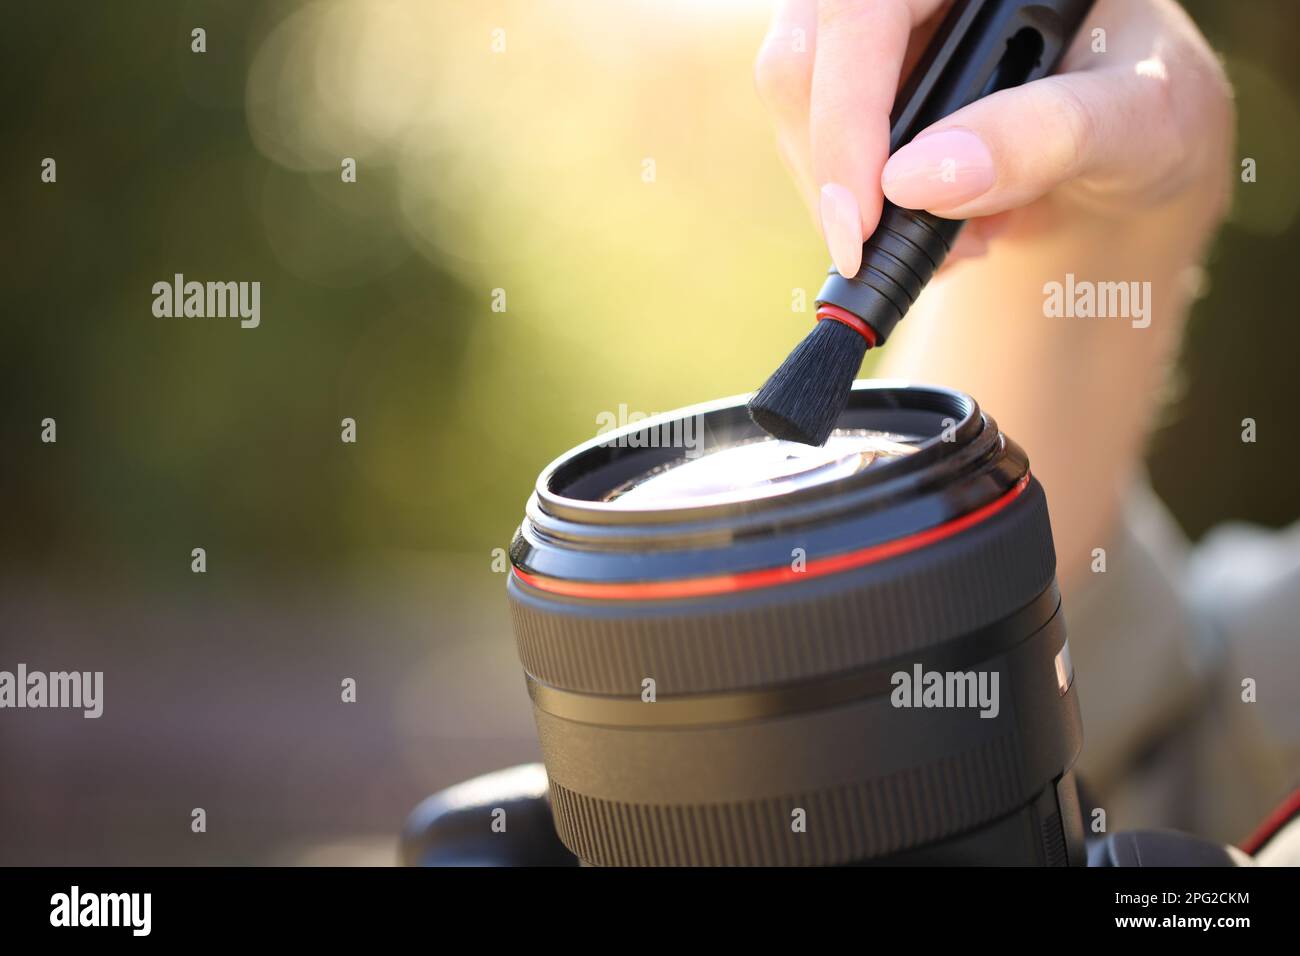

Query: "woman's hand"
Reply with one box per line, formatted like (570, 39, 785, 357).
(754, 0, 1233, 277)
(753, 0, 1234, 593)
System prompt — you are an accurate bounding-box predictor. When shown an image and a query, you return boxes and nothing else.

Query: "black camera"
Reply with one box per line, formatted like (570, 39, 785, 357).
(401, 383, 1259, 867)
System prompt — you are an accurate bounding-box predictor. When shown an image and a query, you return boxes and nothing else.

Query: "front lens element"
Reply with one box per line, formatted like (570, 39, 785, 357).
(603, 429, 920, 507)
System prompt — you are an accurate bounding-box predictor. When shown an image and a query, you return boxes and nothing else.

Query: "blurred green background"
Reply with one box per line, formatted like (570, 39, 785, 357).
(1, 0, 1297, 863)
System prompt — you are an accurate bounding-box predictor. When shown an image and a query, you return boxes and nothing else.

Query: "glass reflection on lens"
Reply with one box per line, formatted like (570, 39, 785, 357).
(604, 429, 920, 507)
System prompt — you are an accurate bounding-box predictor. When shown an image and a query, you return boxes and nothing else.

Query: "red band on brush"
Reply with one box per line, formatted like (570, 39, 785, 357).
(816, 305, 878, 347)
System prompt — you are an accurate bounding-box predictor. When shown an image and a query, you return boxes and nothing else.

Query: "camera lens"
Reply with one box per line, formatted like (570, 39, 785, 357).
(508, 382, 1085, 866)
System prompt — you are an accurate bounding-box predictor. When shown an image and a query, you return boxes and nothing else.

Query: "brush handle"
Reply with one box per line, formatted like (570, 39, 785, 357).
(816, 0, 1094, 345)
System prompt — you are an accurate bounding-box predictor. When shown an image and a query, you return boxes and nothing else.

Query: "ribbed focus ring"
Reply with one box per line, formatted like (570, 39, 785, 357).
(511, 478, 1055, 696)
(548, 732, 1026, 867)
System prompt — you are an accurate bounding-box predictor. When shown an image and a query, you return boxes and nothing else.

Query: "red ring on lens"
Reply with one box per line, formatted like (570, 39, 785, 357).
(512, 473, 1029, 601)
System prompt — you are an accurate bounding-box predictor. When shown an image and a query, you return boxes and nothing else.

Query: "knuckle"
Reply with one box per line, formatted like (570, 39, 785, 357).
(817, 0, 910, 34)
(753, 39, 809, 114)
(816, 0, 873, 29)
(817, 0, 861, 23)
(1175, 42, 1235, 141)
(1040, 76, 1099, 175)
(1135, 42, 1235, 190)
(1169, 45, 1236, 187)
(1136, 69, 1188, 183)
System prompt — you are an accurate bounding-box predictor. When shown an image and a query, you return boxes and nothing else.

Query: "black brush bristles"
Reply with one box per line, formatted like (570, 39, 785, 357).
(747, 319, 869, 446)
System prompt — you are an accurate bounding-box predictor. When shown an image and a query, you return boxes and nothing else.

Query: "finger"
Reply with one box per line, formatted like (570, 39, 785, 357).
(971, 210, 1013, 241)
(880, 63, 1197, 220)
(810, 0, 948, 276)
(948, 227, 988, 259)
(754, 0, 820, 216)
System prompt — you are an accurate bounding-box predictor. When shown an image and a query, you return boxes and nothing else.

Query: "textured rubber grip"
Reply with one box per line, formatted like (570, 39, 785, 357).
(534, 605, 1078, 866)
(546, 734, 1029, 866)
(815, 204, 964, 345)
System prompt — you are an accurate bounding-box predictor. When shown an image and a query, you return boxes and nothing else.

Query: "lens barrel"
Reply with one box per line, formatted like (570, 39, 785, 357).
(508, 383, 1084, 865)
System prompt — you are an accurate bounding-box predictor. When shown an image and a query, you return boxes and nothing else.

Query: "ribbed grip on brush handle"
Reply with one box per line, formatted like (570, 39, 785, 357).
(815, 204, 964, 346)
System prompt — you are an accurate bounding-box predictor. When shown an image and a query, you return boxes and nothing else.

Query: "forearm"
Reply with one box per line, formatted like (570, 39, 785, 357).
(877, 186, 1229, 592)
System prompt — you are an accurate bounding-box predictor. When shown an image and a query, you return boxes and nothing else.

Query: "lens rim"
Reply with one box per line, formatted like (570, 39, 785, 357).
(533, 380, 981, 526)
(512, 382, 1026, 586)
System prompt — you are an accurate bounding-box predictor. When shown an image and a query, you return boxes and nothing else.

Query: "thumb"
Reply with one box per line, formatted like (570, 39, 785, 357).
(879, 68, 1188, 220)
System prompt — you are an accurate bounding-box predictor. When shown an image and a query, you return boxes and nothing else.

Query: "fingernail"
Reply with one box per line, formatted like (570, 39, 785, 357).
(819, 183, 863, 278)
(881, 128, 996, 209)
